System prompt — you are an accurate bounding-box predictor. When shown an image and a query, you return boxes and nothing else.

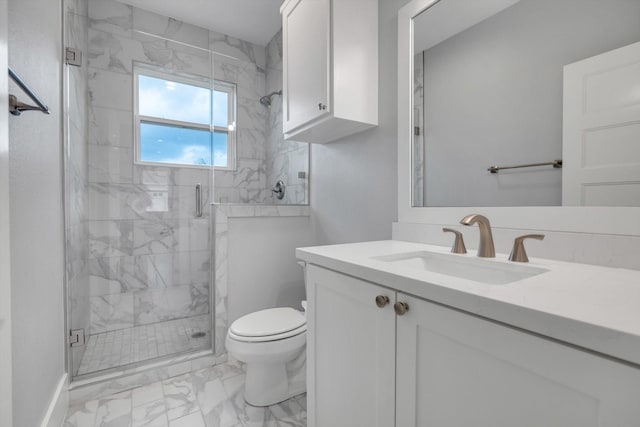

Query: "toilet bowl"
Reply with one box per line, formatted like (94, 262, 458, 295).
(225, 305, 307, 407)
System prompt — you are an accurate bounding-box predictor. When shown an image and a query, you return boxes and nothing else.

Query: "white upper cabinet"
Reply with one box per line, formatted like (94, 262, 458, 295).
(282, 0, 329, 132)
(281, 0, 378, 143)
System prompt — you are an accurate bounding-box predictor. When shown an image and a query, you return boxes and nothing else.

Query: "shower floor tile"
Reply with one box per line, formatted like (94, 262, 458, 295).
(77, 315, 211, 376)
(64, 360, 307, 427)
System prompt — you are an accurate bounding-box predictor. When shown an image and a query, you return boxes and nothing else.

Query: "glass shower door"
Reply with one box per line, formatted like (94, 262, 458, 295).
(65, 0, 215, 378)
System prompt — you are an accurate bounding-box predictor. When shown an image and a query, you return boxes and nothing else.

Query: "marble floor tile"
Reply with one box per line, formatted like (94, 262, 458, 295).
(64, 361, 307, 427)
(132, 399, 167, 427)
(94, 391, 133, 427)
(162, 374, 199, 421)
(77, 315, 211, 375)
(64, 400, 99, 427)
(293, 395, 306, 412)
(210, 358, 245, 381)
(169, 411, 206, 427)
(132, 383, 164, 407)
(268, 399, 305, 427)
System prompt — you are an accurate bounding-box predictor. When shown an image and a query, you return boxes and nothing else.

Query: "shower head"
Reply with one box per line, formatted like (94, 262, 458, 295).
(259, 90, 282, 107)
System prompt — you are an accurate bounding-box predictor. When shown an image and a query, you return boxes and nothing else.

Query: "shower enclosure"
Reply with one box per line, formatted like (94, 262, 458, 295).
(64, 0, 309, 381)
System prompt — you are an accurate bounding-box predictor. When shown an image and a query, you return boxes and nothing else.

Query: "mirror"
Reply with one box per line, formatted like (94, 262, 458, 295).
(411, 0, 640, 207)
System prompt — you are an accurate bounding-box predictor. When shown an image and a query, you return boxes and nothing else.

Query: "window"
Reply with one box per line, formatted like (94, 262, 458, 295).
(134, 65, 236, 169)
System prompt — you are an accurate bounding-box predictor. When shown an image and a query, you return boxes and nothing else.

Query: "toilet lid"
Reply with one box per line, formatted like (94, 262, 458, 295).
(230, 307, 306, 338)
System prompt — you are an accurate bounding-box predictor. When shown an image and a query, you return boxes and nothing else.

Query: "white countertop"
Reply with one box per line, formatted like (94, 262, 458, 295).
(296, 240, 640, 366)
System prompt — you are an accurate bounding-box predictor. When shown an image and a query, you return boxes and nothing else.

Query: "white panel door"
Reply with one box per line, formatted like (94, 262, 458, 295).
(396, 294, 640, 427)
(306, 265, 395, 427)
(282, 0, 330, 133)
(563, 41, 640, 206)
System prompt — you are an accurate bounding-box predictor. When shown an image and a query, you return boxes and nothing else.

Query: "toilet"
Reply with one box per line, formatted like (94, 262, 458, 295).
(225, 303, 307, 406)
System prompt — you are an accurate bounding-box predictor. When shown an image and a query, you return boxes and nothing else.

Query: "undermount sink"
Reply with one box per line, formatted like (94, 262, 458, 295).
(372, 251, 549, 285)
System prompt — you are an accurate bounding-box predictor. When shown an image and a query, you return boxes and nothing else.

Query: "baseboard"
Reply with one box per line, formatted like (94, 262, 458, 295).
(40, 373, 68, 427)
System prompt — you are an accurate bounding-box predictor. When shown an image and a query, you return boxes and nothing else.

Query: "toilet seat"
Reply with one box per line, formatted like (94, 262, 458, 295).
(228, 323, 306, 343)
(229, 307, 307, 343)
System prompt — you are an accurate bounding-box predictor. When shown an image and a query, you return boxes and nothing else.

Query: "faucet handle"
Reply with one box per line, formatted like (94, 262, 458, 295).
(509, 234, 545, 263)
(443, 228, 467, 254)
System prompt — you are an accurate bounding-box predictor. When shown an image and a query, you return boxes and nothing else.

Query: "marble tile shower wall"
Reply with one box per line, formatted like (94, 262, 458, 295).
(265, 30, 309, 205)
(86, 0, 214, 336)
(210, 31, 269, 204)
(65, 0, 91, 375)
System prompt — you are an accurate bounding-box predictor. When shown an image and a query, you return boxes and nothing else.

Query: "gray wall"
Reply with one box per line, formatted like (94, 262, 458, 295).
(8, 0, 66, 425)
(421, 0, 640, 207)
(0, 0, 13, 422)
(310, 0, 410, 244)
(228, 216, 313, 324)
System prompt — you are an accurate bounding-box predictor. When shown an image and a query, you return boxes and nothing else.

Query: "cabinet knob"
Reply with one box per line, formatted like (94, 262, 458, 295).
(375, 295, 390, 308)
(318, 103, 327, 111)
(394, 301, 409, 315)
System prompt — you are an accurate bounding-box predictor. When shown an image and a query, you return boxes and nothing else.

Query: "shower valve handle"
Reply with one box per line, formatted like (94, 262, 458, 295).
(272, 180, 286, 200)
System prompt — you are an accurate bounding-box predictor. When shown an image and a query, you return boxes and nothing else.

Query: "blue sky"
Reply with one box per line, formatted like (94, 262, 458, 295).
(138, 74, 230, 167)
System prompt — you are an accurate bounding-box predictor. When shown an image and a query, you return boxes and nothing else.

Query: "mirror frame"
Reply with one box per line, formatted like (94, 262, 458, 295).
(397, 0, 640, 236)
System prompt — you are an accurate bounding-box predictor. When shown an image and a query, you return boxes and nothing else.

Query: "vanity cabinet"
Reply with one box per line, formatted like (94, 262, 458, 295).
(306, 265, 640, 427)
(395, 293, 640, 426)
(305, 265, 395, 427)
(281, 0, 378, 143)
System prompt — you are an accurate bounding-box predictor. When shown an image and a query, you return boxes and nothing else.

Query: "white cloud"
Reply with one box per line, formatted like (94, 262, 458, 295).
(162, 145, 212, 166)
(213, 150, 228, 167)
(139, 85, 210, 125)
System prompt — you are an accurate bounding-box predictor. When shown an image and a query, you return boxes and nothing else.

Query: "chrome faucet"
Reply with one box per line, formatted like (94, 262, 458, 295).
(460, 214, 495, 258)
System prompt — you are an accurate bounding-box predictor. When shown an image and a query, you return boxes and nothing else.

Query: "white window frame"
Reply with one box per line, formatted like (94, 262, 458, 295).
(133, 64, 236, 171)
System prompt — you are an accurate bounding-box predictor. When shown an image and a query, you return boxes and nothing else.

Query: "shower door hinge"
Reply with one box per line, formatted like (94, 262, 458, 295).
(68, 328, 85, 347)
(65, 47, 82, 67)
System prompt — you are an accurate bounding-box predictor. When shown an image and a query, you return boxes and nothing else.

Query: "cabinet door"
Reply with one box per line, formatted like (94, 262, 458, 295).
(282, 0, 330, 133)
(306, 265, 395, 427)
(396, 294, 640, 427)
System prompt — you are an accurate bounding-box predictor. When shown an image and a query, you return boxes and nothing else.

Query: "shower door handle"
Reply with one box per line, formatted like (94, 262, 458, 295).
(195, 183, 203, 217)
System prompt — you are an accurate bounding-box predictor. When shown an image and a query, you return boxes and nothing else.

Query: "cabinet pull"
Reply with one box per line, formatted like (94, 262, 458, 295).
(375, 295, 390, 308)
(394, 301, 409, 315)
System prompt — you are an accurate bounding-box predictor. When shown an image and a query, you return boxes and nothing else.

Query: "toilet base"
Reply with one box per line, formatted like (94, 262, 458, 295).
(243, 347, 306, 407)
